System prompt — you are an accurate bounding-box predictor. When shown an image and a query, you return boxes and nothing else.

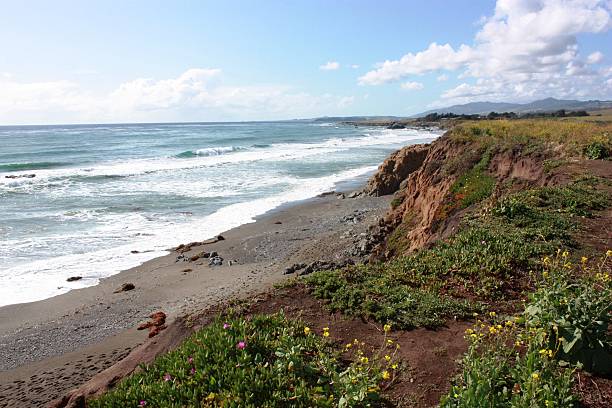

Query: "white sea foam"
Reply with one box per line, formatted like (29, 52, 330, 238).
(0, 165, 377, 306)
(0, 127, 439, 190)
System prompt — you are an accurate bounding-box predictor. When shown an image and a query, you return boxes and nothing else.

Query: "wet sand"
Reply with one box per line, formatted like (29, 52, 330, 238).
(0, 188, 390, 407)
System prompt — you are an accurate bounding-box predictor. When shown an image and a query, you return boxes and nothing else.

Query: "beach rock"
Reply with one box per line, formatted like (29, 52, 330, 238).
(209, 251, 218, 257)
(387, 122, 405, 129)
(137, 311, 167, 338)
(189, 251, 210, 262)
(364, 144, 429, 196)
(336, 193, 346, 199)
(283, 263, 307, 274)
(274, 221, 282, 224)
(209, 256, 223, 266)
(295, 259, 354, 276)
(216, 235, 225, 241)
(4, 173, 36, 179)
(113, 283, 135, 293)
(66, 276, 82, 282)
(347, 191, 361, 199)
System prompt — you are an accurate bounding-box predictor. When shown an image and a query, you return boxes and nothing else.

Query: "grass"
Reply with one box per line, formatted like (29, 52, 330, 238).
(306, 179, 609, 329)
(434, 147, 496, 226)
(89, 313, 387, 408)
(449, 120, 612, 158)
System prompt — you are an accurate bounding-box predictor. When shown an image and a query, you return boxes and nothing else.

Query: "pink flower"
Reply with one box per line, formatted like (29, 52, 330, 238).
(188, 356, 194, 364)
(163, 373, 172, 382)
(223, 323, 231, 329)
(236, 341, 246, 350)
(190, 367, 196, 375)
(139, 401, 147, 407)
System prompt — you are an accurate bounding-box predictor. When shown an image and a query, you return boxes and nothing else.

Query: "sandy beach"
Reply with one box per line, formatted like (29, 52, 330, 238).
(0, 183, 390, 407)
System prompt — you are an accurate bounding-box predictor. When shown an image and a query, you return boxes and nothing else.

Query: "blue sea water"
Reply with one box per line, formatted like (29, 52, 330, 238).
(0, 121, 441, 306)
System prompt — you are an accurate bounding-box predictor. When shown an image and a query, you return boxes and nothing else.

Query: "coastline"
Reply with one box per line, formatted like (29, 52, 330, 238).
(0, 177, 391, 407)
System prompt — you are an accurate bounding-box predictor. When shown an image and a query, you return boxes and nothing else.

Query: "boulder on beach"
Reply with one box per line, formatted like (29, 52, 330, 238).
(66, 276, 82, 282)
(209, 256, 223, 266)
(114, 282, 135, 293)
(137, 311, 167, 338)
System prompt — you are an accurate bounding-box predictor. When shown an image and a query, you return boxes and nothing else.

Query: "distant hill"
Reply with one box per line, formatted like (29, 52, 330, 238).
(416, 97, 612, 117)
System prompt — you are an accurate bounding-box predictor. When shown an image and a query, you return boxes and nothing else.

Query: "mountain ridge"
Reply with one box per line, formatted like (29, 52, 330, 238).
(415, 97, 612, 117)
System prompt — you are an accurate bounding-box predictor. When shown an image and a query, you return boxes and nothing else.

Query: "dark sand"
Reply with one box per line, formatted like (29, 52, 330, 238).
(0, 189, 390, 407)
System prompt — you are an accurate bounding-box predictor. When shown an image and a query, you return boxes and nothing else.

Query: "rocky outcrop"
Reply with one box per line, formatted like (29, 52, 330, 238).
(387, 122, 406, 129)
(364, 144, 429, 196)
(368, 133, 551, 259)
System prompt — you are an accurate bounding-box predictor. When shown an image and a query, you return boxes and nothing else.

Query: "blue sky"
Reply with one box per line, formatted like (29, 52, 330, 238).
(0, 0, 611, 124)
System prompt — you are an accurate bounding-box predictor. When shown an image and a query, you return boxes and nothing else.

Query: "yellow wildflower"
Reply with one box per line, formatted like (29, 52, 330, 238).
(562, 250, 569, 258)
(581, 256, 588, 264)
(391, 363, 398, 369)
(606, 249, 612, 257)
(532, 372, 540, 381)
(303, 327, 311, 335)
(505, 320, 513, 327)
(383, 323, 392, 333)
(345, 343, 352, 349)
(387, 339, 394, 344)
(360, 356, 369, 364)
(322, 327, 330, 337)
(382, 370, 391, 380)
(385, 355, 391, 361)
(489, 311, 496, 317)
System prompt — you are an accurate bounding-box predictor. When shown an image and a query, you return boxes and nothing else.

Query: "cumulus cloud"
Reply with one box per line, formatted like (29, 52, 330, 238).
(0, 69, 356, 124)
(400, 81, 424, 91)
(360, 0, 612, 102)
(319, 61, 340, 71)
(587, 51, 604, 64)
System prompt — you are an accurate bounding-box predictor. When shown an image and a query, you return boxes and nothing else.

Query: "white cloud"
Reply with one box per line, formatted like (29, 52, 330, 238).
(351, 64, 360, 69)
(359, 0, 612, 102)
(0, 69, 356, 124)
(587, 51, 604, 64)
(319, 61, 340, 71)
(437, 74, 449, 82)
(400, 81, 424, 91)
(359, 43, 472, 85)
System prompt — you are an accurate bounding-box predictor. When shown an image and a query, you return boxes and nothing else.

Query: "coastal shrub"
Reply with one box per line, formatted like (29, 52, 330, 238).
(440, 317, 576, 408)
(89, 313, 385, 408)
(448, 148, 495, 209)
(584, 141, 609, 160)
(441, 251, 612, 407)
(307, 181, 610, 327)
(435, 147, 495, 227)
(307, 268, 477, 329)
(525, 252, 612, 375)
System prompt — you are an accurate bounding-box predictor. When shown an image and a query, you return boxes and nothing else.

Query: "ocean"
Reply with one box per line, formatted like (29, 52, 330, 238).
(0, 121, 441, 306)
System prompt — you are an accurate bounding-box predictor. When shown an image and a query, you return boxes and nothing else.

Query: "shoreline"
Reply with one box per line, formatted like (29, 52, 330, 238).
(0, 176, 390, 406)
(0, 169, 376, 309)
